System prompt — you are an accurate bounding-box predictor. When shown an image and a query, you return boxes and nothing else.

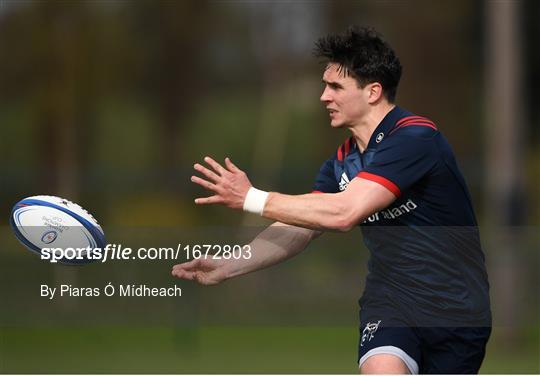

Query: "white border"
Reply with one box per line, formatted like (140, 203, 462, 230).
(359, 345, 419, 374)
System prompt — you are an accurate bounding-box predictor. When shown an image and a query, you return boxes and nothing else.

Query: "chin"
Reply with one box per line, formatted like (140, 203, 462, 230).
(330, 121, 345, 128)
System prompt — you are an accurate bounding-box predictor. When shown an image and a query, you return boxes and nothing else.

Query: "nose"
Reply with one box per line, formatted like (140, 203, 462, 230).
(320, 86, 332, 103)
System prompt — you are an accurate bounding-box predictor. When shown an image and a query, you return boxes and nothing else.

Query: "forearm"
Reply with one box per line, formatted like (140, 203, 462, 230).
(262, 192, 353, 231)
(226, 222, 320, 278)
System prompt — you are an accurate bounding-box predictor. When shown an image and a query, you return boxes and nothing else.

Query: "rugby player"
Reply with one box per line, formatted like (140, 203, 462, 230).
(172, 26, 491, 374)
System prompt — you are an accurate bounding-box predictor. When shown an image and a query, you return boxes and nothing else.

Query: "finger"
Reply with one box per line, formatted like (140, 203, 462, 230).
(193, 272, 203, 284)
(172, 259, 201, 272)
(194, 195, 223, 205)
(194, 163, 221, 183)
(204, 156, 227, 175)
(225, 157, 241, 173)
(191, 175, 217, 191)
(172, 269, 196, 280)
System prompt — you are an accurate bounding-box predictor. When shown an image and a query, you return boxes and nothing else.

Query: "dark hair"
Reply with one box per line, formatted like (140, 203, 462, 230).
(314, 26, 402, 102)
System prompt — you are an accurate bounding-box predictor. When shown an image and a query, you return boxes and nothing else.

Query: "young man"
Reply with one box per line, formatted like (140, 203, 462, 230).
(172, 27, 491, 374)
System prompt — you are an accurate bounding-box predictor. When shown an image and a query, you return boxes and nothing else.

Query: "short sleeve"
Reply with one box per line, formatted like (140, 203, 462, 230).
(358, 134, 437, 197)
(312, 157, 339, 193)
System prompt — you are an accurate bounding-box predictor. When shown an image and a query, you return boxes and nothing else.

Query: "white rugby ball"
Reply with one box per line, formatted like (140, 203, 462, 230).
(10, 195, 106, 264)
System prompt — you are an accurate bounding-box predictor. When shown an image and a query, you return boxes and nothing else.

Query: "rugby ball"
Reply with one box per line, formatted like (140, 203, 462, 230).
(10, 195, 106, 264)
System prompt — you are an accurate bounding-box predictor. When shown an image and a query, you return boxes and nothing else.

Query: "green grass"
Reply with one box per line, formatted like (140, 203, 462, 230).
(0, 326, 358, 373)
(1, 325, 538, 373)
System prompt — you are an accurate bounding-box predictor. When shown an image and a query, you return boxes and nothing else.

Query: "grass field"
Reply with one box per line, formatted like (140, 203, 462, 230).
(1, 325, 538, 373)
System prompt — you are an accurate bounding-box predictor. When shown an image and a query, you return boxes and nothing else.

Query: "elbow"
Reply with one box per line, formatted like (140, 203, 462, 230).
(333, 217, 356, 232)
(324, 209, 360, 232)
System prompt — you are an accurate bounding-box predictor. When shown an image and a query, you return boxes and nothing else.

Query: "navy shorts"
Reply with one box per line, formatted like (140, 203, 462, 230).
(357, 318, 491, 374)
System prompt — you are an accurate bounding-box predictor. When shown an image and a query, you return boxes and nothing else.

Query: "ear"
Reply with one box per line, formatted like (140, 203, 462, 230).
(366, 82, 384, 104)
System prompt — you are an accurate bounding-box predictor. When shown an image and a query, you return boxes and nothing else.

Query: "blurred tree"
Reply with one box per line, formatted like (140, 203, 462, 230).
(0, 0, 119, 310)
(127, 0, 210, 189)
(483, 0, 528, 344)
(0, 1, 111, 199)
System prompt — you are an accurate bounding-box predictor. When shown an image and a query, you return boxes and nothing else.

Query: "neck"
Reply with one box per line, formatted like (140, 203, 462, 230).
(349, 103, 395, 152)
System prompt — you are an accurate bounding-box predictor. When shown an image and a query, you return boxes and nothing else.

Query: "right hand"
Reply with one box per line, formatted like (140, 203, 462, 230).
(171, 258, 231, 285)
(191, 156, 253, 210)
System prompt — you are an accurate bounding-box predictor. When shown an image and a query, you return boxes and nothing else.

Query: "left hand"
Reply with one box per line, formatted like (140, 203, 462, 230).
(191, 156, 253, 209)
(172, 257, 232, 285)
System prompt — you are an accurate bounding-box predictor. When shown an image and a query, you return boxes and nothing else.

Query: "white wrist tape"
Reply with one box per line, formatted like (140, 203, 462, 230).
(243, 187, 269, 215)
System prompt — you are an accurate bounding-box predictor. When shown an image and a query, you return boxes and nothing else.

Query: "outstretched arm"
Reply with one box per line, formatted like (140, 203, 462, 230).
(191, 156, 396, 232)
(172, 222, 320, 285)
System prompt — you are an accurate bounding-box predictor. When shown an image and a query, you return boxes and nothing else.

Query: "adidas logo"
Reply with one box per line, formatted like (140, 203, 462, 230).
(339, 172, 350, 191)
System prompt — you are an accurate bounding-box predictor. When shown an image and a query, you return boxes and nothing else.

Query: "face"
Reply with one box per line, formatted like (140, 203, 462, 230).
(320, 63, 372, 128)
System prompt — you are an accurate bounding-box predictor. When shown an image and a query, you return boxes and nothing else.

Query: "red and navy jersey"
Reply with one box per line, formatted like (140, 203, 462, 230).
(313, 106, 491, 327)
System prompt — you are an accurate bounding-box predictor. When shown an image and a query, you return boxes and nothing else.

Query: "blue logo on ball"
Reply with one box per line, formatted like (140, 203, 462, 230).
(41, 230, 57, 244)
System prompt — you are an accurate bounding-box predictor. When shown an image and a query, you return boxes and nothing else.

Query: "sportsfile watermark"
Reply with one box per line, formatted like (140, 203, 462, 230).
(3, 225, 539, 328)
(41, 243, 253, 263)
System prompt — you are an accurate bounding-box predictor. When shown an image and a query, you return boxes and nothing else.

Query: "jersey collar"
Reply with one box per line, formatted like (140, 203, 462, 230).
(366, 105, 411, 150)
